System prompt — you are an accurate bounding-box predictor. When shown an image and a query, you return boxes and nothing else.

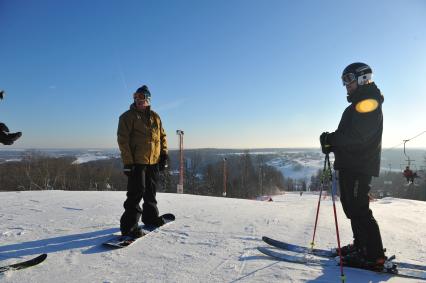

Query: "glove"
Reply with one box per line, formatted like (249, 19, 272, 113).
(320, 132, 332, 154)
(123, 164, 134, 177)
(159, 153, 169, 171)
(0, 131, 21, 145)
(0, 123, 9, 132)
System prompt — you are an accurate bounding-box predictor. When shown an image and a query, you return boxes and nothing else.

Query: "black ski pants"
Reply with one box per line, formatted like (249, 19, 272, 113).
(338, 170, 384, 260)
(120, 164, 160, 235)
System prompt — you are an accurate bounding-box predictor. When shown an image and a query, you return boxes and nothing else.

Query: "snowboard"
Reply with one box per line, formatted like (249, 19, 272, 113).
(262, 236, 426, 271)
(0, 254, 47, 274)
(103, 213, 175, 248)
(257, 246, 426, 280)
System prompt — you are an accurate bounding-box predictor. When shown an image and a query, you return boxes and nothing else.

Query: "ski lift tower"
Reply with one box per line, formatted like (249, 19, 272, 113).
(176, 130, 184, 194)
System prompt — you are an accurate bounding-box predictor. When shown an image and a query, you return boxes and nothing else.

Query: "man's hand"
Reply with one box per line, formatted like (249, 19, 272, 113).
(0, 131, 21, 145)
(123, 164, 134, 177)
(320, 132, 332, 154)
(159, 153, 169, 171)
(0, 123, 9, 133)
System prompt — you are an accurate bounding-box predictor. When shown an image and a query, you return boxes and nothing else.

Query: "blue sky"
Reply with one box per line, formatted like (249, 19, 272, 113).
(1, 0, 425, 149)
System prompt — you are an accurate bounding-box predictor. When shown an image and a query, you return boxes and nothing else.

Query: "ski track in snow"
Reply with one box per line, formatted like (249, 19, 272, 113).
(0, 191, 425, 282)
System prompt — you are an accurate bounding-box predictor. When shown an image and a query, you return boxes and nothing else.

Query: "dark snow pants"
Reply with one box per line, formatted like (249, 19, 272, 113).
(120, 164, 160, 235)
(338, 170, 385, 260)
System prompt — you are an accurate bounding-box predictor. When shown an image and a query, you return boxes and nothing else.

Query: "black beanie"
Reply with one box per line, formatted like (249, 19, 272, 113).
(135, 85, 150, 96)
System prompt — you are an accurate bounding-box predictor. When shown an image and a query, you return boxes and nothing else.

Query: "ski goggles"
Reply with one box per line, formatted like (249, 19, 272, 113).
(133, 92, 151, 101)
(341, 73, 356, 86)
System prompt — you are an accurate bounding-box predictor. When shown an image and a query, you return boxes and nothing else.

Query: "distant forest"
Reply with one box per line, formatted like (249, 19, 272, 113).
(0, 150, 287, 199)
(0, 150, 425, 201)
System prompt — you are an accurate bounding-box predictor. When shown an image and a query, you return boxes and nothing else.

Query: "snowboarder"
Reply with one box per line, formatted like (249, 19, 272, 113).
(320, 63, 386, 270)
(117, 85, 169, 238)
(0, 90, 22, 146)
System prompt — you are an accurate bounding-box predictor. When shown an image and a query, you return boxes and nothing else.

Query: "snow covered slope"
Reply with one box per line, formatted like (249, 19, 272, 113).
(0, 191, 425, 282)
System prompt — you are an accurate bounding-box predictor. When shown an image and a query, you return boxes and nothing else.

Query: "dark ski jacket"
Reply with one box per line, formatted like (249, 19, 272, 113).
(328, 83, 384, 176)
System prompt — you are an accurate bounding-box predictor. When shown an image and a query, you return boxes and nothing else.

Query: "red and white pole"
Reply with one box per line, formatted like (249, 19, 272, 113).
(223, 158, 227, 197)
(176, 130, 184, 194)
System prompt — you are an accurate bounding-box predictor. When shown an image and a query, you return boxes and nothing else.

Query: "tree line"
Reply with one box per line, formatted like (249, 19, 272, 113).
(0, 150, 288, 199)
(4, 150, 422, 201)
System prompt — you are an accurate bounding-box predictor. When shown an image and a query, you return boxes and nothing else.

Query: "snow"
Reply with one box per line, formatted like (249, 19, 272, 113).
(71, 154, 110, 164)
(267, 157, 323, 182)
(3, 159, 22, 163)
(0, 191, 425, 283)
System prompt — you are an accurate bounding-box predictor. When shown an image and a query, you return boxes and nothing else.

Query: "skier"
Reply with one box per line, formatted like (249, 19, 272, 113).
(117, 85, 169, 238)
(0, 90, 22, 146)
(320, 63, 386, 270)
(403, 166, 417, 184)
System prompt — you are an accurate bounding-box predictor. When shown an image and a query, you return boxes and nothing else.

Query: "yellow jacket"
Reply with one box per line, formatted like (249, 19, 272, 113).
(117, 105, 167, 165)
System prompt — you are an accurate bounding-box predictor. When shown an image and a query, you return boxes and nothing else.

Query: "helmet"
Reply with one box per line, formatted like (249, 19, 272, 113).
(341, 62, 373, 86)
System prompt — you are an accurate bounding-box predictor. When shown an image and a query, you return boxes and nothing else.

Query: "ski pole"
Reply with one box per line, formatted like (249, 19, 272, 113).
(329, 156, 345, 282)
(310, 154, 328, 250)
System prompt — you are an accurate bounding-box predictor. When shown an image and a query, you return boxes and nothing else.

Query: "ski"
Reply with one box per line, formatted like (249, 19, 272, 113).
(103, 213, 175, 248)
(258, 247, 426, 280)
(262, 236, 426, 272)
(262, 236, 333, 257)
(0, 254, 47, 274)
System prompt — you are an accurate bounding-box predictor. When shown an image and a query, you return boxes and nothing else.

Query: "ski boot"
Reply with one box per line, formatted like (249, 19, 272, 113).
(340, 250, 392, 272)
(332, 243, 357, 257)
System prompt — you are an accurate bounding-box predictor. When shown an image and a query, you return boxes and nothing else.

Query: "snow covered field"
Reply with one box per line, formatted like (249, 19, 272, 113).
(71, 153, 110, 165)
(0, 191, 425, 282)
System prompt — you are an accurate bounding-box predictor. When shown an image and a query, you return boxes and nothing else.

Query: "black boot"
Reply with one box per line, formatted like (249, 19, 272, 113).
(332, 243, 357, 256)
(341, 250, 387, 271)
(122, 227, 145, 238)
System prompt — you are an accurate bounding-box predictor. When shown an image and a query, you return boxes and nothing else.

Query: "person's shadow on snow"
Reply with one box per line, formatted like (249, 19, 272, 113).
(238, 249, 393, 283)
(0, 227, 120, 261)
(304, 266, 393, 283)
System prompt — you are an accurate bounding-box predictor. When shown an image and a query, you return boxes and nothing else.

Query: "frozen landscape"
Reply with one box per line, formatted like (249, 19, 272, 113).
(2, 148, 423, 184)
(1, 191, 425, 282)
